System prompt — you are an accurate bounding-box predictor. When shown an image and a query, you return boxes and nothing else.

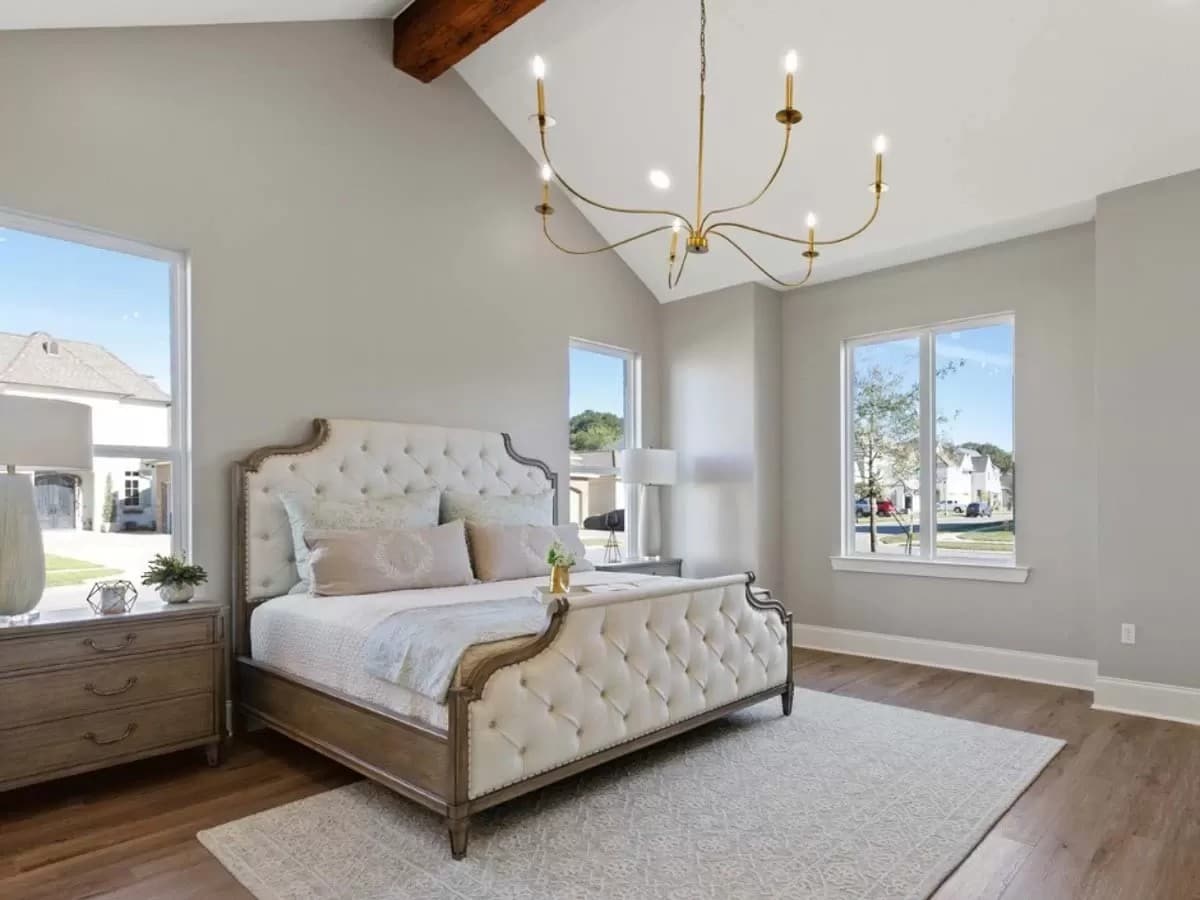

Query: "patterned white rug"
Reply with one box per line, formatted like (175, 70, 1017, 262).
(198, 689, 1062, 900)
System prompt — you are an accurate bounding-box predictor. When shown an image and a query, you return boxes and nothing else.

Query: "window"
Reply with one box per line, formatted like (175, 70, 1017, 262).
(0, 209, 190, 612)
(568, 339, 639, 563)
(843, 315, 1014, 568)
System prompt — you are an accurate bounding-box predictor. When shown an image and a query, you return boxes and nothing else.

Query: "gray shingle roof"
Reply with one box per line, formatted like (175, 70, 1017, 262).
(0, 331, 169, 403)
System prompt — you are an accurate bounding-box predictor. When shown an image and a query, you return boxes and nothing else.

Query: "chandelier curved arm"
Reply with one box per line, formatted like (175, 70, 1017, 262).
(668, 243, 690, 289)
(704, 192, 882, 248)
(540, 130, 695, 233)
(698, 127, 793, 234)
(708, 228, 814, 288)
(542, 216, 672, 256)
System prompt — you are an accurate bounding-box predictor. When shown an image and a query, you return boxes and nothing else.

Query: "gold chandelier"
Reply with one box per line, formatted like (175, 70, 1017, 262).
(531, 0, 889, 289)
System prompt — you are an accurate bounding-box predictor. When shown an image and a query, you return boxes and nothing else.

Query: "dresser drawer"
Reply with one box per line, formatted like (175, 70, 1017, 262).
(0, 648, 215, 728)
(0, 616, 213, 674)
(0, 694, 215, 785)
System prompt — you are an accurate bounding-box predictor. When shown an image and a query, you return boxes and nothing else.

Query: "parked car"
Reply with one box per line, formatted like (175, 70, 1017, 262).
(855, 498, 870, 517)
(965, 502, 992, 518)
(875, 499, 896, 515)
(937, 500, 966, 514)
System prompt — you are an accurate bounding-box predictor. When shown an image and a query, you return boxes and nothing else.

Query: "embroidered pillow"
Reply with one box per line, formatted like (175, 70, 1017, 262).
(440, 490, 555, 527)
(281, 488, 440, 591)
(467, 522, 594, 582)
(305, 521, 475, 597)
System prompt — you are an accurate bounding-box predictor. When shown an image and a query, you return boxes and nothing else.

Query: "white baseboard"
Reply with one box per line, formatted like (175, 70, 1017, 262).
(1092, 677, 1200, 727)
(793, 624, 1097, 690)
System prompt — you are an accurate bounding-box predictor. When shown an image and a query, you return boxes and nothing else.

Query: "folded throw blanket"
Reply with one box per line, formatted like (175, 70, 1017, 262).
(362, 594, 549, 702)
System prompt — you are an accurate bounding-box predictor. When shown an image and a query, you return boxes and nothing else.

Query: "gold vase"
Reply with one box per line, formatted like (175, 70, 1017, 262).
(550, 565, 571, 594)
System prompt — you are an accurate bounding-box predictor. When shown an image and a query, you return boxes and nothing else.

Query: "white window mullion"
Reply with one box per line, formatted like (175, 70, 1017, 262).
(918, 333, 936, 560)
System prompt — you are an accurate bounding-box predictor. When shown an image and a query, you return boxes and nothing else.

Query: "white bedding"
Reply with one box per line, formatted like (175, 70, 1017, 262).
(249, 571, 659, 729)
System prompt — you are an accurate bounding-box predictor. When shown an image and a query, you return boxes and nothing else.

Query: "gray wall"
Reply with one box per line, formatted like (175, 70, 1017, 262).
(781, 225, 1098, 660)
(0, 21, 662, 604)
(1096, 171, 1200, 688)
(661, 284, 783, 596)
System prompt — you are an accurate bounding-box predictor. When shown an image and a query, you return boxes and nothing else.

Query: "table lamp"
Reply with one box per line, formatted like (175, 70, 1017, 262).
(617, 448, 677, 559)
(0, 395, 93, 624)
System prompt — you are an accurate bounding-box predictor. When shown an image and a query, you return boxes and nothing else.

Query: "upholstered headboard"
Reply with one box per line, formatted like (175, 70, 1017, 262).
(232, 418, 557, 655)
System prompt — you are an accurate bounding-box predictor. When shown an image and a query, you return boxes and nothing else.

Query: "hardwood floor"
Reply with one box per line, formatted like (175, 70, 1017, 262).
(2, 650, 1197, 899)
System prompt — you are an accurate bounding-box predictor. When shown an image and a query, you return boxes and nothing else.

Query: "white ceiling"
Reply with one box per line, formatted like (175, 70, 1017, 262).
(5, 1, 1199, 302)
(0, 1, 411, 30)
(458, 0, 1200, 301)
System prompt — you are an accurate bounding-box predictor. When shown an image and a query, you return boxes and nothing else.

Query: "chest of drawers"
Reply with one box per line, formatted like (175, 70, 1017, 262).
(0, 602, 224, 791)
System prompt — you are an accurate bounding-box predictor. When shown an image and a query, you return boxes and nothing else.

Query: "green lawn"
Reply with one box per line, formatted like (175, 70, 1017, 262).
(879, 530, 1014, 553)
(44, 554, 122, 588)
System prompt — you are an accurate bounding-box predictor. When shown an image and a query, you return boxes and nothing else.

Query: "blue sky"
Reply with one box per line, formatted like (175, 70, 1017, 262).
(0, 226, 173, 391)
(569, 346, 626, 418)
(854, 323, 1014, 450)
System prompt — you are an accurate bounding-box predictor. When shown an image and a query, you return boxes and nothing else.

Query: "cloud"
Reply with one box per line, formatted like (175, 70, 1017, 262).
(939, 344, 1012, 369)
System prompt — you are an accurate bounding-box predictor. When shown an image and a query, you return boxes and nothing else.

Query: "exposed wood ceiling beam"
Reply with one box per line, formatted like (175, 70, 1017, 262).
(393, 0, 546, 83)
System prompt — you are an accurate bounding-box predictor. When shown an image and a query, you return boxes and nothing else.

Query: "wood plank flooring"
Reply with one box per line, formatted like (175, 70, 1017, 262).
(2, 650, 1197, 899)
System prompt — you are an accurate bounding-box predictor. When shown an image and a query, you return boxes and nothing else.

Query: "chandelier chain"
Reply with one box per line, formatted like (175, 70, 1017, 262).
(699, 0, 707, 88)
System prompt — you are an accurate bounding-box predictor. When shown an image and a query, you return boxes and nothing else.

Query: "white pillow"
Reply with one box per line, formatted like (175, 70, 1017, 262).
(467, 523, 594, 582)
(280, 488, 440, 590)
(440, 490, 555, 527)
(305, 521, 475, 596)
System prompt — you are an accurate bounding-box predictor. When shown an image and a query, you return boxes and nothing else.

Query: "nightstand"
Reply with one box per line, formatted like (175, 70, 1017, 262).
(0, 601, 225, 792)
(594, 557, 683, 577)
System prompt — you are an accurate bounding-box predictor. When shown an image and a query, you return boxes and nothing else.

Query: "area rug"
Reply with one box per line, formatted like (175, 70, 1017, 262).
(198, 689, 1063, 900)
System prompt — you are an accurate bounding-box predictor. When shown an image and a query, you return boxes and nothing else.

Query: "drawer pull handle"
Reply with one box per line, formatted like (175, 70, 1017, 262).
(85, 676, 138, 697)
(83, 634, 137, 653)
(83, 723, 138, 745)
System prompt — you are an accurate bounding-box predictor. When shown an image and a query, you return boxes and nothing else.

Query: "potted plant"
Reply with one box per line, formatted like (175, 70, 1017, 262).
(546, 541, 577, 594)
(101, 474, 117, 534)
(142, 554, 208, 604)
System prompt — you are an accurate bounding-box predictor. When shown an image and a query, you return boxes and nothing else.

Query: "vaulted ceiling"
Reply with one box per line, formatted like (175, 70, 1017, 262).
(5, 0, 1200, 302)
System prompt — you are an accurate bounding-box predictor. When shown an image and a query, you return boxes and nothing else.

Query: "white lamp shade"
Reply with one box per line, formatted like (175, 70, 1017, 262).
(618, 448, 677, 486)
(0, 395, 93, 470)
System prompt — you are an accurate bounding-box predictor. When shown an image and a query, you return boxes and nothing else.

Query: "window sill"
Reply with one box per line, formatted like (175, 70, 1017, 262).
(829, 555, 1030, 583)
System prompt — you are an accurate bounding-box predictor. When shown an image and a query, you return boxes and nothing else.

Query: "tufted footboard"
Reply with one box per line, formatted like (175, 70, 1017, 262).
(444, 572, 792, 857)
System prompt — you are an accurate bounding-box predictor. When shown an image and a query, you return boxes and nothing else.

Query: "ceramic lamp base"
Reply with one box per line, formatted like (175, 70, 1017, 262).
(0, 474, 45, 619)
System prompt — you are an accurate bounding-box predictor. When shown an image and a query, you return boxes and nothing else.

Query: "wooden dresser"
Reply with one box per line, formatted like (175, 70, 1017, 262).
(0, 601, 225, 792)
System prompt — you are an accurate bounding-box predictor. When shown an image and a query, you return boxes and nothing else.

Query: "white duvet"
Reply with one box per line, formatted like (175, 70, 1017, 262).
(249, 570, 655, 729)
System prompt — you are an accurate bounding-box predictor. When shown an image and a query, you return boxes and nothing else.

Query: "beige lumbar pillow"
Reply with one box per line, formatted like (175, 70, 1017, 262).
(440, 490, 554, 527)
(304, 521, 474, 597)
(281, 488, 440, 591)
(467, 522, 594, 583)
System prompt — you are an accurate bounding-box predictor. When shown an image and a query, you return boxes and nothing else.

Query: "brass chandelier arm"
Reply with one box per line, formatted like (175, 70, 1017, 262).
(668, 243, 690, 289)
(708, 229, 814, 288)
(699, 127, 793, 233)
(705, 192, 882, 247)
(540, 130, 695, 233)
(541, 216, 672, 256)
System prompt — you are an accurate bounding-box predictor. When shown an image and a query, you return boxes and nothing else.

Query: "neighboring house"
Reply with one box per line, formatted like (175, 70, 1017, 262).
(854, 450, 920, 514)
(970, 453, 1004, 508)
(936, 448, 1007, 509)
(0, 331, 171, 533)
(936, 450, 974, 506)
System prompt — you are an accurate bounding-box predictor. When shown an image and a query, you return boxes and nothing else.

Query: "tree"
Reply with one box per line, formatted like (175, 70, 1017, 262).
(569, 410, 624, 452)
(853, 365, 919, 552)
(102, 473, 118, 531)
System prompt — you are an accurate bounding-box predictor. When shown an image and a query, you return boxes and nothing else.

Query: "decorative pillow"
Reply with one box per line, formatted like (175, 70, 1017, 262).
(305, 521, 475, 597)
(281, 488, 440, 590)
(440, 490, 555, 527)
(467, 522, 594, 582)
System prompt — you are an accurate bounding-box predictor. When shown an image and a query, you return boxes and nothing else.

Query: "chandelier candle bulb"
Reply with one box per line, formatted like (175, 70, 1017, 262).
(532, 56, 547, 118)
(873, 135, 887, 190)
(784, 50, 798, 109)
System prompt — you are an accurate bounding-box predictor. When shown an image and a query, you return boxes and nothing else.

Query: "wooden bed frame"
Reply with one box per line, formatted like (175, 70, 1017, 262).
(232, 419, 793, 858)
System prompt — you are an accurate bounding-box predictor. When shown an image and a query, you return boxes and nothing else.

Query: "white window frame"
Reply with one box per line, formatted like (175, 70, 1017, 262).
(0, 206, 192, 562)
(568, 337, 641, 556)
(834, 312, 1027, 583)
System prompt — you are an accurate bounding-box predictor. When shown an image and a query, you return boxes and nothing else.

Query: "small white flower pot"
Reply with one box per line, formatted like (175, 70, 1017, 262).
(158, 583, 195, 605)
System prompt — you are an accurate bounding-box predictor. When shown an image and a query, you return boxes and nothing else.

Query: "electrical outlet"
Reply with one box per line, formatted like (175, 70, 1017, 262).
(1120, 623, 1136, 645)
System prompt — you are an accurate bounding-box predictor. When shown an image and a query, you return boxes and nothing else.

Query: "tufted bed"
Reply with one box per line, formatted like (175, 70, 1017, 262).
(233, 418, 793, 858)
